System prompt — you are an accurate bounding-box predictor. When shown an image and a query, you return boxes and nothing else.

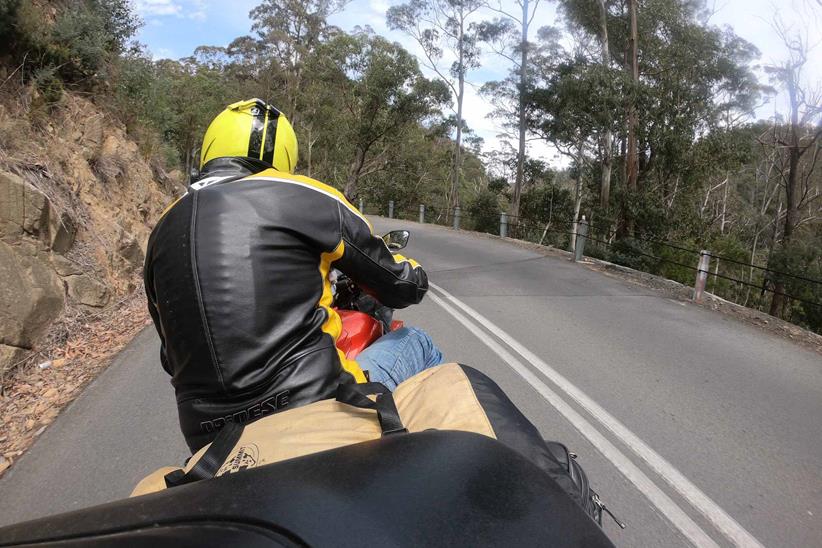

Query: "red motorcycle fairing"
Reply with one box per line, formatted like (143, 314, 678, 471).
(335, 309, 405, 359)
(336, 309, 384, 359)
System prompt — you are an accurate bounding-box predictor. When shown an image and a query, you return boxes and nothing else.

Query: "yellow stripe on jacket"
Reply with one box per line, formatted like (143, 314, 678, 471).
(318, 241, 367, 383)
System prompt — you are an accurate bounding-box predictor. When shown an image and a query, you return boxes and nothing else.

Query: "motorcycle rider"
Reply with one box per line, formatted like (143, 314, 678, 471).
(144, 99, 443, 452)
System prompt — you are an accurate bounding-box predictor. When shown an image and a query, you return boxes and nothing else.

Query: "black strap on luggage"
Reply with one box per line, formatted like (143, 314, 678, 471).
(164, 420, 244, 488)
(336, 382, 407, 436)
(164, 383, 403, 488)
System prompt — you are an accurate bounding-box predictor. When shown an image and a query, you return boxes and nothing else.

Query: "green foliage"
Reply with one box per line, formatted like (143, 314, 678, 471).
(767, 236, 822, 332)
(515, 0, 822, 334)
(387, 0, 485, 79)
(467, 190, 502, 234)
(387, 0, 487, 209)
(92, 0, 140, 53)
(487, 177, 509, 195)
(31, 66, 64, 107)
(0, 0, 21, 40)
(308, 31, 450, 195)
(527, 59, 629, 150)
(1, 0, 140, 88)
(51, 5, 112, 81)
(519, 182, 573, 223)
(607, 238, 660, 273)
(0, 0, 37, 54)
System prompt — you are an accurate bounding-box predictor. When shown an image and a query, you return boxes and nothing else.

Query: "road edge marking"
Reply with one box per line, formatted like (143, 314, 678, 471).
(429, 282, 765, 548)
(428, 292, 718, 547)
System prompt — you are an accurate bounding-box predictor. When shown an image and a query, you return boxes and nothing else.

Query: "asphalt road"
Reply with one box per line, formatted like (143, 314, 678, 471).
(1, 217, 820, 547)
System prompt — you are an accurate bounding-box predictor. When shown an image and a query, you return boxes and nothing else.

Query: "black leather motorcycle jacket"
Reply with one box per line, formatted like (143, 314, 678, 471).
(144, 158, 428, 451)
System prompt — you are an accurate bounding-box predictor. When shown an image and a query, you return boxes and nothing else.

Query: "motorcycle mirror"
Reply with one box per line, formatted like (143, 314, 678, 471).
(382, 230, 410, 251)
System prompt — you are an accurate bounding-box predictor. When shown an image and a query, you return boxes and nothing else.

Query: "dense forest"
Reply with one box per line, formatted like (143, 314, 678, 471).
(0, 0, 820, 332)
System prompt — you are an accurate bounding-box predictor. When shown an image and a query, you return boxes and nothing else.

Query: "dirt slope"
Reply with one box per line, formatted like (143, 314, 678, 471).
(0, 90, 183, 378)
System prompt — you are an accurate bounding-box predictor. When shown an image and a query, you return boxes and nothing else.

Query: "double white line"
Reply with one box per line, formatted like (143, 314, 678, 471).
(428, 282, 764, 548)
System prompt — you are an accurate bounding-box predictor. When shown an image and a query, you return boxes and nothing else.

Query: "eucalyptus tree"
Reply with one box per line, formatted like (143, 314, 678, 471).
(553, 0, 760, 238)
(526, 26, 626, 247)
(311, 32, 450, 198)
(761, 18, 822, 317)
(248, 0, 349, 125)
(388, 0, 485, 211)
(477, 0, 542, 221)
(554, 0, 622, 209)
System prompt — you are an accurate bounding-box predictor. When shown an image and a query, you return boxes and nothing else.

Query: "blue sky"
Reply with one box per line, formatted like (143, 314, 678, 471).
(134, 0, 822, 164)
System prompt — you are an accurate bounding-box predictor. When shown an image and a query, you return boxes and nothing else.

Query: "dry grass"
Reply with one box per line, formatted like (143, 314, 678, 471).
(89, 148, 127, 186)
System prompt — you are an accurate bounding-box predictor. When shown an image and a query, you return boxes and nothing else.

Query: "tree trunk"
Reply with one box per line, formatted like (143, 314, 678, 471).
(625, 0, 639, 189)
(768, 200, 784, 316)
(451, 79, 464, 209)
(596, 0, 613, 209)
(782, 61, 801, 244)
(769, 281, 786, 317)
(450, 9, 467, 211)
(344, 146, 367, 199)
(743, 232, 758, 307)
(625, 0, 639, 192)
(306, 126, 313, 178)
(769, 63, 802, 318)
(625, 0, 639, 236)
(184, 145, 193, 184)
(511, 0, 529, 222)
(720, 175, 728, 233)
(569, 139, 584, 252)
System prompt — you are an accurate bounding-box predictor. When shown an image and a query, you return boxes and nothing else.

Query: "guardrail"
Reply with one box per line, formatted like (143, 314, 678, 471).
(359, 200, 822, 326)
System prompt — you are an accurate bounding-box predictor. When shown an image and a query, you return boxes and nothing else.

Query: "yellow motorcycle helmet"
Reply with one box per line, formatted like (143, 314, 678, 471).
(199, 99, 298, 173)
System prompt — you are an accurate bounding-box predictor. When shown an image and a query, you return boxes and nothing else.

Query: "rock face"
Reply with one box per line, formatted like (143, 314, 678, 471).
(0, 171, 50, 243)
(66, 274, 110, 308)
(0, 344, 27, 373)
(0, 93, 182, 375)
(0, 240, 64, 350)
(0, 172, 65, 360)
(49, 211, 76, 253)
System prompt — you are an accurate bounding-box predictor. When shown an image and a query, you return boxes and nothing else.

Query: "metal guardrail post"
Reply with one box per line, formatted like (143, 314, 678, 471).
(453, 206, 461, 229)
(500, 212, 508, 238)
(419, 204, 425, 224)
(358, 197, 364, 213)
(693, 250, 711, 303)
(388, 200, 394, 219)
(573, 216, 589, 262)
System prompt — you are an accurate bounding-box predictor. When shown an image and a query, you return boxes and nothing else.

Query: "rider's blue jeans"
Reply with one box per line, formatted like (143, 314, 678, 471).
(356, 327, 444, 390)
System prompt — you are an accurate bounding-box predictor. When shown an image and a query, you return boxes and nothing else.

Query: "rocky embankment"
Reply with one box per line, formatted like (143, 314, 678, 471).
(0, 92, 182, 379)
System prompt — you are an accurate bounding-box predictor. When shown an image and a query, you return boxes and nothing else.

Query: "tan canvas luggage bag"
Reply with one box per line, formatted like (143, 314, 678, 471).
(132, 363, 495, 496)
(132, 362, 600, 522)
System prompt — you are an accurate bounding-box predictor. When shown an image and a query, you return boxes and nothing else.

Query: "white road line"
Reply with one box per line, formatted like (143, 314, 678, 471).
(428, 292, 717, 547)
(429, 282, 765, 548)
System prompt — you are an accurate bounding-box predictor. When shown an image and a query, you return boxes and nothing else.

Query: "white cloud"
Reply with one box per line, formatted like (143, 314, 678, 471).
(152, 47, 176, 60)
(135, 0, 208, 21)
(188, 0, 207, 21)
(135, 0, 182, 17)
